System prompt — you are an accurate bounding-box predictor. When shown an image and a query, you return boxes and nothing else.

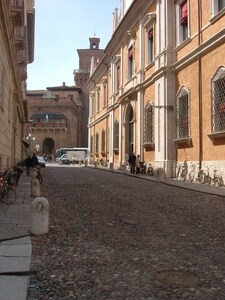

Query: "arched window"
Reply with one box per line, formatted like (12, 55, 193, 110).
(211, 66, 225, 133)
(101, 129, 106, 154)
(144, 102, 154, 144)
(113, 120, 119, 151)
(176, 87, 190, 139)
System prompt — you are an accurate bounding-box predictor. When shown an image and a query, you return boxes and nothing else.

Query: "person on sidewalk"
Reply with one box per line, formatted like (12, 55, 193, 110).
(128, 152, 136, 174)
(135, 154, 141, 174)
(31, 153, 39, 168)
(24, 155, 33, 176)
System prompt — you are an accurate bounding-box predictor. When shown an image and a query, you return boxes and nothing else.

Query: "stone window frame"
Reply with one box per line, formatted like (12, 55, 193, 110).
(210, 66, 225, 137)
(113, 119, 119, 153)
(144, 101, 154, 148)
(175, 0, 190, 47)
(101, 128, 106, 155)
(143, 13, 156, 68)
(175, 86, 191, 142)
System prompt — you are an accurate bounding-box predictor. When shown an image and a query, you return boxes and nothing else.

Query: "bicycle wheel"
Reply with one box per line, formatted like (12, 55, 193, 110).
(204, 175, 211, 185)
(1, 186, 16, 204)
(214, 177, 222, 187)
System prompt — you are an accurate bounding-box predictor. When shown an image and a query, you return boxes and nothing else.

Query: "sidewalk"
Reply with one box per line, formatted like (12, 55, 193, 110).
(0, 172, 32, 300)
(91, 165, 225, 198)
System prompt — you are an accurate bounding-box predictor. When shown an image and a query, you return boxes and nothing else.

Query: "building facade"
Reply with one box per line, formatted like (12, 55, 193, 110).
(25, 37, 105, 155)
(87, 0, 225, 180)
(0, 0, 35, 170)
(74, 37, 105, 147)
(26, 84, 83, 155)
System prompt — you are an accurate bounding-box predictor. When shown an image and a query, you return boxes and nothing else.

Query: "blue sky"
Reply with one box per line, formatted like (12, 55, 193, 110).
(27, 0, 120, 90)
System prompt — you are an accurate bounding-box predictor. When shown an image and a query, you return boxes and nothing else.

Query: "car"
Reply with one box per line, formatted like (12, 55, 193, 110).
(58, 154, 70, 165)
(37, 156, 46, 167)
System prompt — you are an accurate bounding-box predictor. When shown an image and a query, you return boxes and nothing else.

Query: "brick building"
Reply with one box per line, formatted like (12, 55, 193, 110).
(87, 0, 225, 181)
(26, 84, 83, 155)
(0, 0, 35, 170)
(26, 37, 105, 155)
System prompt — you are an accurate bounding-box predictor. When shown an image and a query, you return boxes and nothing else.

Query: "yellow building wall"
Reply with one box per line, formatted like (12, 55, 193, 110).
(176, 61, 200, 163)
(201, 42, 225, 161)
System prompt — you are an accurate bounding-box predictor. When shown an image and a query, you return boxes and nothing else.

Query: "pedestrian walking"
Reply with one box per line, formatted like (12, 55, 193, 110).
(24, 155, 33, 176)
(128, 152, 136, 174)
(31, 153, 39, 168)
(135, 154, 141, 174)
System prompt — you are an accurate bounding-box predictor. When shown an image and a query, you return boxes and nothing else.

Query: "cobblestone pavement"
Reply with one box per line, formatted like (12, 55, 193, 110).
(29, 165, 225, 300)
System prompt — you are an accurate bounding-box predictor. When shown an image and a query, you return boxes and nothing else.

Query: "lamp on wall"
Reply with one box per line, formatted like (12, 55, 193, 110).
(26, 133, 35, 154)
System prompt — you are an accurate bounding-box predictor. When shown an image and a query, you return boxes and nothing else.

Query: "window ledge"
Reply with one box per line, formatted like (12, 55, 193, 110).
(113, 148, 119, 154)
(145, 61, 154, 71)
(208, 131, 225, 141)
(173, 137, 192, 146)
(210, 8, 225, 24)
(143, 142, 155, 149)
(176, 37, 191, 51)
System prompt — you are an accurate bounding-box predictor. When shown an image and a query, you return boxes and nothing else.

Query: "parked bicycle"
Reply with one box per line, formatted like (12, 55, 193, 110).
(202, 165, 223, 187)
(177, 161, 188, 181)
(0, 170, 16, 204)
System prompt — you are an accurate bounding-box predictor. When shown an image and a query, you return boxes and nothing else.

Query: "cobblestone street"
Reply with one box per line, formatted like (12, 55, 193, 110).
(29, 165, 225, 299)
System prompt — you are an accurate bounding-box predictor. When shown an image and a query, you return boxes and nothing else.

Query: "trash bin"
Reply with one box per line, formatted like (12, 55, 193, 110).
(31, 197, 49, 235)
(157, 168, 164, 182)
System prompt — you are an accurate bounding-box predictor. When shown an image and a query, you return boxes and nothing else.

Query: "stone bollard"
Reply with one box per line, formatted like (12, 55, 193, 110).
(109, 162, 114, 170)
(31, 197, 49, 235)
(84, 160, 88, 167)
(31, 168, 38, 179)
(79, 160, 82, 166)
(31, 178, 40, 197)
(121, 162, 127, 174)
(94, 161, 98, 168)
(157, 168, 164, 182)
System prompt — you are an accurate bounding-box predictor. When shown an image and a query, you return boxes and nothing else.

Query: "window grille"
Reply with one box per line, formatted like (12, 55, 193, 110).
(101, 129, 105, 153)
(95, 133, 99, 154)
(219, 0, 225, 11)
(113, 120, 119, 150)
(144, 102, 154, 143)
(176, 89, 189, 139)
(212, 67, 225, 132)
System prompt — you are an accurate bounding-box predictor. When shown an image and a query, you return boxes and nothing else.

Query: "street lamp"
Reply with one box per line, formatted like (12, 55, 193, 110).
(26, 133, 35, 154)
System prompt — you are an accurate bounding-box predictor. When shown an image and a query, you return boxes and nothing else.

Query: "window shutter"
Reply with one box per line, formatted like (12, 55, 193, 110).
(181, 1, 188, 25)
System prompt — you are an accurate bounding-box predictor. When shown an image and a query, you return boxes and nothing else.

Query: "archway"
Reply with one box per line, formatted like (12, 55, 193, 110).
(42, 138, 55, 155)
(124, 103, 134, 156)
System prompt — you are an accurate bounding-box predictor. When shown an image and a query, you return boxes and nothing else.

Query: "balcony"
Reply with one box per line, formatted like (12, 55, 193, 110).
(19, 65, 27, 80)
(14, 26, 26, 49)
(10, 0, 24, 26)
(17, 49, 26, 65)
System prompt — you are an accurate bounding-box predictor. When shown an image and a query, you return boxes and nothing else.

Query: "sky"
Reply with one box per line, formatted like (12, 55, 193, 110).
(27, 0, 121, 90)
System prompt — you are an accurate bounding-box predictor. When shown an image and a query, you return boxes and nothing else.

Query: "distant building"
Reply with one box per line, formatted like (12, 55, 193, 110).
(26, 83, 83, 155)
(26, 37, 105, 155)
(0, 0, 35, 170)
(87, 0, 225, 179)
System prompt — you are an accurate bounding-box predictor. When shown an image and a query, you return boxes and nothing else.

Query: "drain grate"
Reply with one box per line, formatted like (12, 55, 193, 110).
(155, 270, 199, 287)
(27, 273, 40, 299)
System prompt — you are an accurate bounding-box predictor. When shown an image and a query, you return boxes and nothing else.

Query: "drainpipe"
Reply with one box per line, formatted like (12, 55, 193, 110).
(198, 0, 203, 168)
